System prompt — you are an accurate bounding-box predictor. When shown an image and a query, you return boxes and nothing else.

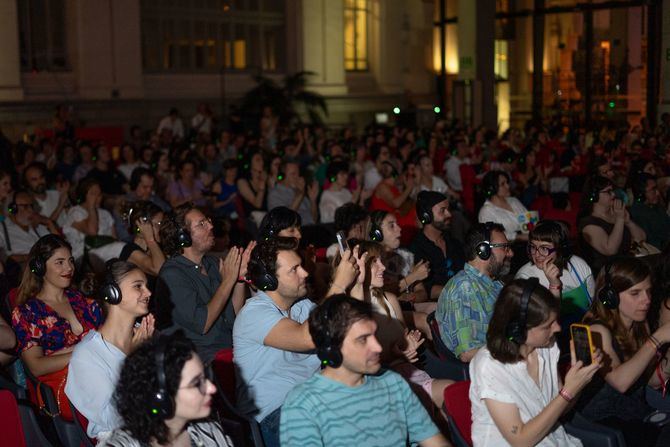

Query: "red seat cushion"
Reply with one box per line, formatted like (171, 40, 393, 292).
(443, 381, 472, 446)
(0, 390, 27, 447)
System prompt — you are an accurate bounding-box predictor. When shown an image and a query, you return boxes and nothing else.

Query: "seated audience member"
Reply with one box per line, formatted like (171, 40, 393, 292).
(117, 144, 143, 182)
(99, 333, 233, 447)
(370, 160, 418, 229)
(267, 161, 318, 225)
(0, 169, 12, 218)
(326, 203, 368, 259)
(66, 261, 154, 439)
(258, 206, 303, 242)
(85, 145, 126, 196)
(578, 258, 670, 446)
(0, 312, 17, 366)
(126, 167, 170, 212)
(478, 170, 529, 242)
(73, 143, 96, 183)
(319, 160, 367, 223)
(516, 220, 595, 321)
(236, 151, 268, 221)
(166, 159, 207, 208)
(437, 222, 512, 362)
(119, 201, 166, 279)
(234, 237, 358, 447)
(12, 235, 102, 419)
(211, 159, 239, 218)
(629, 174, 670, 251)
(364, 144, 391, 191)
(444, 138, 470, 194)
(157, 203, 252, 363)
(349, 241, 452, 408)
(156, 108, 185, 141)
(417, 152, 449, 195)
(470, 278, 602, 446)
(366, 211, 433, 319)
(578, 176, 646, 273)
(23, 162, 69, 224)
(648, 255, 670, 411)
(1, 190, 59, 264)
(280, 295, 450, 447)
(62, 178, 124, 265)
(410, 191, 466, 300)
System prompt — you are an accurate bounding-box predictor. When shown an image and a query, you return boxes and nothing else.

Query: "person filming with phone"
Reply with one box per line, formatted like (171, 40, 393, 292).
(470, 278, 602, 446)
(578, 257, 670, 446)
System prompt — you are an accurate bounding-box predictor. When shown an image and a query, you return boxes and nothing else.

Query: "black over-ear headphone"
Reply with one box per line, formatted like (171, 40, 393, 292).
(169, 213, 192, 248)
(316, 304, 343, 368)
(29, 255, 46, 278)
(476, 222, 494, 261)
(249, 255, 279, 292)
(98, 267, 122, 305)
(7, 191, 18, 215)
(598, 262, 618, 309)
(150, 341, 175, 419)
(369, 211, 385, 242)
(417, 199, 433, 226)
(506, 277, 539, 344)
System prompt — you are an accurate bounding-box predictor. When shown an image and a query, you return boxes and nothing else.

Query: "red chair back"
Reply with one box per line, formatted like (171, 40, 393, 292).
(443, 381, 473, 446)
(0, 390, 28, 447)
(212, 348, 236, 404)
(459, 164, 477, 216)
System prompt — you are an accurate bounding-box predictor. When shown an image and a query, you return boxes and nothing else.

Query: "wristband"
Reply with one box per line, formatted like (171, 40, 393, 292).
(331, 283, 347, 293)
(548, 283, 562, 291)
(648, 336, 661, 352)
(558, 388, 573, 403)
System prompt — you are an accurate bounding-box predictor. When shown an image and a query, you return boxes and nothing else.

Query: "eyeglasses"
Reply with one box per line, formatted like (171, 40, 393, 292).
(179, 373, 211, 396)
(489, 242, 512, 250)
(527, 244, 556, 256)
(192, 217, 212, 230)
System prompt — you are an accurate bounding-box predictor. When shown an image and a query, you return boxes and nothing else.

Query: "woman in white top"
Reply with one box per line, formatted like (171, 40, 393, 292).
(515, 220, 595, 319)
(66, 260, 154, 440)
(63, 178, 124, 264)
(470, 278, 602, 447)
(478, 170, 529, 242)
(319, 160, 367, 223)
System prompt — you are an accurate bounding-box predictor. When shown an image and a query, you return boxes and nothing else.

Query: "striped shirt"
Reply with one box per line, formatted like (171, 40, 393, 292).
(98, 421, 233, 447)
(436, 263, 503, 357)
(280, 369, 439, 446)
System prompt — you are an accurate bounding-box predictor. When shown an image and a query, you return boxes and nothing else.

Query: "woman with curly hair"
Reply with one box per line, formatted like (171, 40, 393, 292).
(100, 332, 233, 446)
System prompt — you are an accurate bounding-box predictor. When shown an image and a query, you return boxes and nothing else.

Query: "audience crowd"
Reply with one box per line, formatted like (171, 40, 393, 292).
(3, 104, 670, 446)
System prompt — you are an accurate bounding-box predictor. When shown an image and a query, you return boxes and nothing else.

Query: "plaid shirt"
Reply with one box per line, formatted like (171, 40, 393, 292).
(436, 263, 503, 357)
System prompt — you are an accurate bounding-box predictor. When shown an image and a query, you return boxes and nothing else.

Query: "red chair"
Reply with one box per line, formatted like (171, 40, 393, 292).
(443, 381, 472, 447)
(212, 348, 236, 405)
(0, 389, 28, 447)
(459, 164, 478, 217)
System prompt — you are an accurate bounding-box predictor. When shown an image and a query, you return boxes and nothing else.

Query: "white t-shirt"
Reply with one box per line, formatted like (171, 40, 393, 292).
(364, 166, 382, 191)
(62, 205, 115, 259)
(445, 157, 467, 192)
(35, 190, 61, 220)
(419, 176, 448, 195)
(157, 116, 184, 139)
(0, 219, 50, 256)
(478, 197, 529, 241)
(515, 255, 595, 299)
(469, 344, 582, 447)
(319, 188, 353, 224)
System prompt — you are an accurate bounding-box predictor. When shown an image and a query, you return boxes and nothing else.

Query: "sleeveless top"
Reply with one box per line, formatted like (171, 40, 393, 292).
(578, 215, 632, 273)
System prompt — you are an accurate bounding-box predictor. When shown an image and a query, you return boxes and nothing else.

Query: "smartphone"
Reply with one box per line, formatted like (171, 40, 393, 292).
(570, 324, 594, 366)
(336, 231, 347, 255)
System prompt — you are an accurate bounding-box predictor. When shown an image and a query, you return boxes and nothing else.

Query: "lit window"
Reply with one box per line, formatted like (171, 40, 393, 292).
(344, 0, 368, 71)
(18, 0, 69, 71)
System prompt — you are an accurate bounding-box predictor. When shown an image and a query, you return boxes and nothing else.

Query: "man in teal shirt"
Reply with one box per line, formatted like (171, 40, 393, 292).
(280, 295, 449, 447)
(436, 222, 512, 362)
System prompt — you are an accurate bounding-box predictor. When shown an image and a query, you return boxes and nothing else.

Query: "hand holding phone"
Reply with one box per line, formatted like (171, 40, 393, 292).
(336, 231, 347, 255)
(571, 324, 594, 366)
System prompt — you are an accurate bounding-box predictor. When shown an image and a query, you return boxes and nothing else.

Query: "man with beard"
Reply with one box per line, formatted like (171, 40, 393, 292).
(280, 295, 450, 447)
(436, 222, 512, 362)
(233, 237, 359, 447)
(157, 203, 251, 363)
(23, 162, 69, 225)
(410, 191, 465, 299)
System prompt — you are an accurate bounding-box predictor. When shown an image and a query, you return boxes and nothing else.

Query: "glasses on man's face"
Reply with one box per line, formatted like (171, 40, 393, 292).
(179, 373, 211, 396)
(192, 217, 212, 231)
(489, 242, 512, 251)
(527, 244, 556, 257)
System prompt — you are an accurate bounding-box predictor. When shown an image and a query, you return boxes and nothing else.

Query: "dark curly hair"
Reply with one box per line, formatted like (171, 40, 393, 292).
(247, 236, 299, 288)
(121, 200, 163, 235)
(334, 203, 368, 235)
(309, 294, 374, 357)
(113, 332, 196, 445)
(159, 203, 196, 257)
(258, 206, 302, 241)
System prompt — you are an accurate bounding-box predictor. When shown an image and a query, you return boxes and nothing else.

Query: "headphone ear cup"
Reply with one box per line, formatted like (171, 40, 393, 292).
(476, 242, 491, 260)
(369, 226, 384, 242)
(598, 283, 619, 309)
(317, 345, 343, 368)
(259, 272, 278, 291)
(98, 281, 122, 305)
(29, 258, 46, 277)
(505, 321, 524, 344)
(177, 228, 192, 247)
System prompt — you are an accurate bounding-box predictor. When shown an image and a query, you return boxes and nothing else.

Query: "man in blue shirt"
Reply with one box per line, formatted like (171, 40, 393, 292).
(437, 222, 512, 362)
(280, 295, 450, 447)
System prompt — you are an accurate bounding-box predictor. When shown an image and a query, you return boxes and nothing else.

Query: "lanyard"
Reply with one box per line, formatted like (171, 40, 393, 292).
(568, 260, 592, 304)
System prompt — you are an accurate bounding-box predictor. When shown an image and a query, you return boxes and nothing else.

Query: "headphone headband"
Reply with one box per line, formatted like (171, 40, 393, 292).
(506, 277, 539, 344)
(150, 340, 174, 418)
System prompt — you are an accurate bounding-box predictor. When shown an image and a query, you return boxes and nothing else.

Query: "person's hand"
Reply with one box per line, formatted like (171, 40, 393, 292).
(612, 199, 626, 221)
(239, 240, 257, 279)
(563, 340, 602, 397)
(131, 314, 155, 351)
(397, 329, 425, 363)
(137, 218, 156, 242)
(219, 247, 242, 280)
(653, 321, 670, 344)
(408, 260, 430, 284)
(354, 246, 369, 285)
(332, 247, 360, 291)
(307, 181, 319, 202)
(540, 257, 561, 288)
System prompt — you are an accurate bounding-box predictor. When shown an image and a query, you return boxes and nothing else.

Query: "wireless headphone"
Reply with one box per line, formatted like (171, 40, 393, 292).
(369, 211, 386, 242)
(7, 191, 18, 215)
(29, 254, 46, 278)
(316, 304, 343, 368)
(506, 277, 538, 344)
(98, 266, 123, 305)
(150, 341, 175, 419)
(482, 171, 503, 198)
(598, 262, 619, 309)
(249, 256, 278, 292)
(632, 174, 653, 204)
(475, 222, 494, 261)
(168, 212, 192, 248)
(417, 197, 434, 226)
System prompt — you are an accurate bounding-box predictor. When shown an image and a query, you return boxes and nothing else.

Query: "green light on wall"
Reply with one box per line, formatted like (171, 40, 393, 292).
(393, 107, 400, 114)
(434, 106, 441, 114)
